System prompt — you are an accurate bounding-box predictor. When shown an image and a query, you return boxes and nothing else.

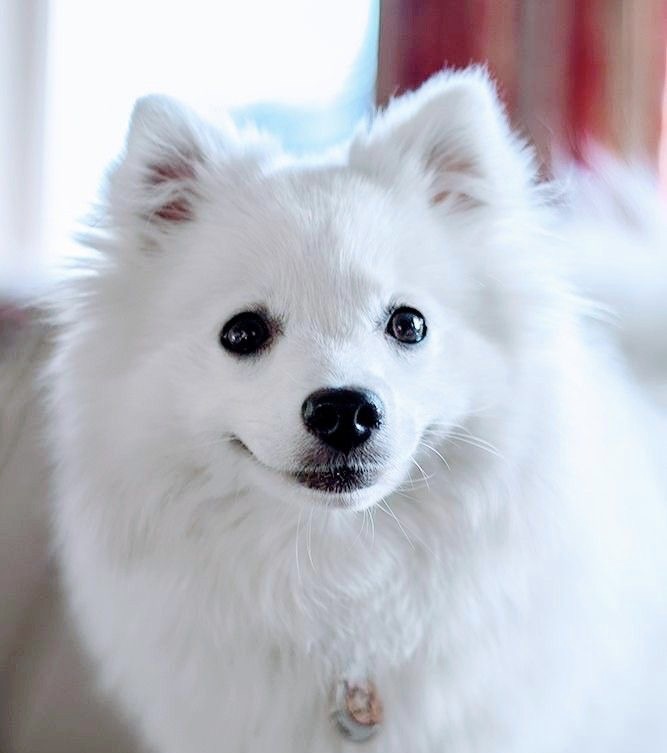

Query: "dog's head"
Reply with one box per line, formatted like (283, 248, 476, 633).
(96, 70, 551, 512)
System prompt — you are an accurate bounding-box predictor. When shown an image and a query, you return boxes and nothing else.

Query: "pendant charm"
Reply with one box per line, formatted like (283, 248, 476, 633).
(332, 678, 383, 743)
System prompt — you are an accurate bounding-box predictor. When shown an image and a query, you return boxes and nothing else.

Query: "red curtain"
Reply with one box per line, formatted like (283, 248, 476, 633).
(377, 0, 667, 168)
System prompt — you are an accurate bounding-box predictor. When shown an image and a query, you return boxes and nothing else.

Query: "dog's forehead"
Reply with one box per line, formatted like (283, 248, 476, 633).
(259, 168, 405, 273)
(196, 165, 439, 333)
(259, 169, 398, 323)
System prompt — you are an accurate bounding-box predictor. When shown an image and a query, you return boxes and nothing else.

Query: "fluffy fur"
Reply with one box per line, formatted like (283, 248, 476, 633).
(5, 69, 667, 752)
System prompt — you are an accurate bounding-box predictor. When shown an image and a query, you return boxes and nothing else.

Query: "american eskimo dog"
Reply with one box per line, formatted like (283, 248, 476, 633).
(2, 69, 667, 752)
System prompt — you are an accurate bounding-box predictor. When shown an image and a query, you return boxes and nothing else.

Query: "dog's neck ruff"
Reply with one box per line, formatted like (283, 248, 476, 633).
(332, 678, 383, 743)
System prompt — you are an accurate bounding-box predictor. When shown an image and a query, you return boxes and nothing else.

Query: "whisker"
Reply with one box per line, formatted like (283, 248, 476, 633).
(352, 509, 367, 546)
(449, 424, 502, 453)
(294, 508, 303, 584)
(377, 498, 416, 551)
(418, 440, 451, 471)
(392, 489, 421, 503)
(378, 497, 442, 563)
(182, 434, 239, 452)
(446, 433, 503, 459)
(306, 506, 317, 572)
(410, 456, 433, 492)
(425, 423, 504, 461)
(396, 473, 433, 494)
(368, 506, 376, 547)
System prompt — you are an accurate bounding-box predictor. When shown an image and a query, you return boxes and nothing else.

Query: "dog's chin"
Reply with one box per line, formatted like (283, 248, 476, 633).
(230, 438, 391, 511)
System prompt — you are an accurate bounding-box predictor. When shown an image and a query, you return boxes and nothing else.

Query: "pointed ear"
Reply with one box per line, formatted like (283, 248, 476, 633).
(109, 95, 230, 235)
(350, 69, 534, 211)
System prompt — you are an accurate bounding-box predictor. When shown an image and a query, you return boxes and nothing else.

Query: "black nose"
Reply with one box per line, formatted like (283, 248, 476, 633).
(302, 388, 383, 453)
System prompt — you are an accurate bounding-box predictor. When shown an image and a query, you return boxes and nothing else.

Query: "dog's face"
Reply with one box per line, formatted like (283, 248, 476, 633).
(159, 170, 474, 511)
(104, 71, 543, 512)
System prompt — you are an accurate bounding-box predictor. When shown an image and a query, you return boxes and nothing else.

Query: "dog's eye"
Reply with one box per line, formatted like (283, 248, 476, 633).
(220, 312, 271, 356)
(386, 307, 427, 344)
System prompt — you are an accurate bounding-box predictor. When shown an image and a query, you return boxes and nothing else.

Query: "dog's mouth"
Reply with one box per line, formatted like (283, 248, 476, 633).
(293, 465, 377, 493)
(230, 437, 380, 495)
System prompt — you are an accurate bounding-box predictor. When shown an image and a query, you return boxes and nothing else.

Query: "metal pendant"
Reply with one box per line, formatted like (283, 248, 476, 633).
(332, 678, 383, 743)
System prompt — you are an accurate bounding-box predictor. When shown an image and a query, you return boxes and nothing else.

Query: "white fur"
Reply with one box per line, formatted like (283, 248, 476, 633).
(6, 69, 667, 752)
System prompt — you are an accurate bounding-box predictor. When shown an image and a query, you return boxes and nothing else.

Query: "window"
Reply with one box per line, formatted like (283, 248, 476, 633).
(33, 1, 379, 274)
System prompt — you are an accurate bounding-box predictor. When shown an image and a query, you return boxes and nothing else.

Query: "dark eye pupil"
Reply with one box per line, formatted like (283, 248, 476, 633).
(388, 307, 426, 344)
(220, 312, 270, 355)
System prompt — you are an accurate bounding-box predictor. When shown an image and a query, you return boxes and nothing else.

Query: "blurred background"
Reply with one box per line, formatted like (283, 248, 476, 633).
(0, 0, 666, 294)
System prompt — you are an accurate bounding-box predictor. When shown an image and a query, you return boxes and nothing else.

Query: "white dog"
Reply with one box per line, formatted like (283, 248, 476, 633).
(3, 69, 667, 752)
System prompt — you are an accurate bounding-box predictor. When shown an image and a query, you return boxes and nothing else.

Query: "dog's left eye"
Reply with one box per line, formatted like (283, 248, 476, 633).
(386, 307, 427, 344)
(220, 311, 271, 356)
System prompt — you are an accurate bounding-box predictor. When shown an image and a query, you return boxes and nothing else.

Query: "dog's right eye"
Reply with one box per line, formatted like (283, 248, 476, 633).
(220, 312, 271, 356)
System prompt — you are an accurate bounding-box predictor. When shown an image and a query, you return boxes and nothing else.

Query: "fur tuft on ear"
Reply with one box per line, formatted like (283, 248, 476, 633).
(107, 95, 239, 240)
(94, 95, 281, 256)
(350, 68, 535, 212)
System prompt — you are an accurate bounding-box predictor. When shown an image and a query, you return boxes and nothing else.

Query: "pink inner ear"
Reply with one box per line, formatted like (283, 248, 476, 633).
(431, 189, 450, 205)
(155, 199, 193, 222)
(426, 148, 482, 208)
(149, 161, 196, 184)
(147, 160, 197, 222)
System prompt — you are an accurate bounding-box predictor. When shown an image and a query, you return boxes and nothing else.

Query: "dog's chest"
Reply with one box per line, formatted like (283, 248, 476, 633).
(168, 636, 458, 753)
(133, 555, 466, 753)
